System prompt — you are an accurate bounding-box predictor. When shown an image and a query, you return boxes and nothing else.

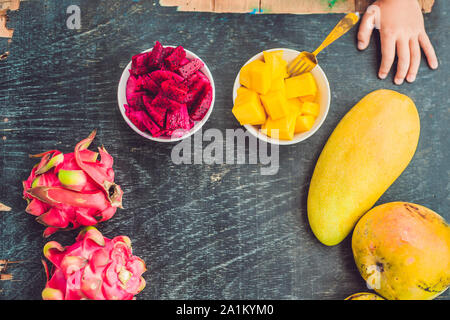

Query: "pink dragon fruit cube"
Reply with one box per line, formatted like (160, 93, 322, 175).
(164, 46, 186, 71)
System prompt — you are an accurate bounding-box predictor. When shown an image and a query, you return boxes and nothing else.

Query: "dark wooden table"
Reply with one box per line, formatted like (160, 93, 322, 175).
(0, 0, 448, 300)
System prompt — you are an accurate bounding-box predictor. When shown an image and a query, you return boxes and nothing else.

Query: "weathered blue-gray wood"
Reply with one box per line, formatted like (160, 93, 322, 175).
(0, 0, 448, 300)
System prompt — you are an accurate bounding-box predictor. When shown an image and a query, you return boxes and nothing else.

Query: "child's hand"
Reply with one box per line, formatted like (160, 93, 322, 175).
(357, 0, 438, 84)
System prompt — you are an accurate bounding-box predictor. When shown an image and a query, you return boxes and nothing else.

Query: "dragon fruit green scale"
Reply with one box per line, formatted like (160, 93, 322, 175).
(42, 227, 146, 300)
(22, 130, 124, 237)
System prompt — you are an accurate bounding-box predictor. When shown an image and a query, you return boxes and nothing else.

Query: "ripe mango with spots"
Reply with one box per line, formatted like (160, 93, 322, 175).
(352, 202, 450, 300)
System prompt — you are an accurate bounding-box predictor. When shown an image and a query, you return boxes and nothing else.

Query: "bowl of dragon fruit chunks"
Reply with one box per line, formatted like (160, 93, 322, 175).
(118, 41, 215, 142)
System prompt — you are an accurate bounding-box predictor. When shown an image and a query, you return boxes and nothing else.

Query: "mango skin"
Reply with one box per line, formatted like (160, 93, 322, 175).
(352, 202, 450, 300)
(307, 89, 420, 246)
(345, 293, 384, 300)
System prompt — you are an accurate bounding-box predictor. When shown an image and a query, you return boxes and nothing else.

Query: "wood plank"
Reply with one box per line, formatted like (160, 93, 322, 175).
(261, 0, 354, 14)
(160, 0, 260, 13)
(159, 0, 435, 13)
(215, 0, 260, 13)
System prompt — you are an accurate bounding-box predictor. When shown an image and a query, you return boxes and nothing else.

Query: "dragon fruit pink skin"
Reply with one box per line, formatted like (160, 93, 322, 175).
(42, 226, 146, 300)
(23, 131, 123, 237)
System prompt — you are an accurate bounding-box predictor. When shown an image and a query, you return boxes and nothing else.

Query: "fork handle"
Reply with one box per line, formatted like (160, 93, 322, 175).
(312, 12, 359, 57)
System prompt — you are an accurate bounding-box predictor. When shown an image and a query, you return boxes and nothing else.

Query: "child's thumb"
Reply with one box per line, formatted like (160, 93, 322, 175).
(357, 5, 379, 50)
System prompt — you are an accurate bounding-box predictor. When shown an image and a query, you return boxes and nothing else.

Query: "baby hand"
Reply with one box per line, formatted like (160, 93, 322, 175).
(357, 0, 438, 84)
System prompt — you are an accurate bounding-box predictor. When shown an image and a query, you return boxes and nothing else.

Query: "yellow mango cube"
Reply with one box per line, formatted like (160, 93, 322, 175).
(300, 95, 316, 103)
(263, 50, 288, 80)
(285, 73, 317, 99)
(294, 115, 316, 133)
(232, 87, 266, 125)
(287, 98, 303, 118)
(260, 89, 289, 120)
(300, 101, 320, 117)
(269, 77, 286, 94)
(261, 115, 297, 141)
(239, 60, 271, 95)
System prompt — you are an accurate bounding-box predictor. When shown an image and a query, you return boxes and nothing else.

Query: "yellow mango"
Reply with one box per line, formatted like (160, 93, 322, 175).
(307, 90, 420, 246)
(260, 90, 289, 120)
(352, 202, 450, 300)
(263, 50, 288, 80)
(287, 98, 302, 118)
(300, 95, 316, 103)
(232, 87, 266, 125)
(294, 115, 315, 133)
(239, 60, 271, 95)
(261, 115, 296, 141)
(269, 77, 286, 94)
(300, 101, 320, 117)
(285, 73, 317, 99)
(345, 293, 384, 300)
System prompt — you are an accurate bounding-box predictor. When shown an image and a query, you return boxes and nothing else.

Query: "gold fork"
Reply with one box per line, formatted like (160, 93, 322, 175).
(287, 12, 360, 77)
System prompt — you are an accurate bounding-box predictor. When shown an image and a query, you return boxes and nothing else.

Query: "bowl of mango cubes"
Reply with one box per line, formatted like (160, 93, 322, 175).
(232, 48, 331, 145)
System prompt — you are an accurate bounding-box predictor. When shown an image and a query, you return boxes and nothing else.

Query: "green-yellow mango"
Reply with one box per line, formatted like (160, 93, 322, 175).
(307, 89, 420, 246)
(352, 202, 450, 300)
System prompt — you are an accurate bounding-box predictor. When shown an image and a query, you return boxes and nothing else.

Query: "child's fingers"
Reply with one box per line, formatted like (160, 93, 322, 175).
(419, 33, 438, 69)
(394, 39, 410, 85)
(379, 33, 396, 79)
(407, 38, 421, 83)
(357, 10, 376, 50)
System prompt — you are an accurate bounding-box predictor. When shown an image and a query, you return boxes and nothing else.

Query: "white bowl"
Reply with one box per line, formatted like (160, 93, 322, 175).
(232, 48, 331, 145)
(118, 46, 215, 142)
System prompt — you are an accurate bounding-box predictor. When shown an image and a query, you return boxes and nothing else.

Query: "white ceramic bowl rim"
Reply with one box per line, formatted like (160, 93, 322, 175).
(117, 45, 216, 143)
(232, 48, 331, 145)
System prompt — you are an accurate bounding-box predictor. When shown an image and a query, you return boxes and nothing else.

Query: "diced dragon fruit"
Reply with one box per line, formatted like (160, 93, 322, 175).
(162, 46, 175, 59)
(194, 70, 210, 84)
(126, 91, 147, 110)
(142, 94, 154, 107)
(130, 52, 151, 76)
(140, 70, 184, 95)
(150, 70, 184, 86)
(189, 83, 212, 121)
(127, 75, 143, 93)
(125, 42, 210, 138)
(179, 58, 204, 79)
(180, 58, 190, 67)
(125, 106, 148, 132)
(166, 103, 191, 131)
(147, 41, 164, 70)
(140, 74, 159, 95)
(145, 95, 169, 128)
(160, 80, 188, 103)
(164, 46, 186, 71)
(185, 78, 207, 109)
(142, 114, 161, 136)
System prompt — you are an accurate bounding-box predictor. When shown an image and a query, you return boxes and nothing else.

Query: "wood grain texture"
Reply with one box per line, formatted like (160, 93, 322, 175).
(159, 0, 435, 14)
(0, 0, 448, 300)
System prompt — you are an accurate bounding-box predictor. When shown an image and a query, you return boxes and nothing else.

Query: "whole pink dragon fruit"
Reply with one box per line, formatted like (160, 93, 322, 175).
(42, 227, 146, 300)
(22, 131, 123, 237)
